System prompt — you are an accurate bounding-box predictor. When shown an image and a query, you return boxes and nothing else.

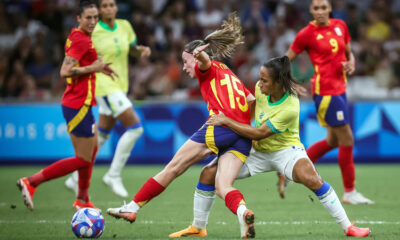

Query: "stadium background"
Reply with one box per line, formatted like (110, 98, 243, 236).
(1, 1, 400, 239)
(0, 0, 400, 164)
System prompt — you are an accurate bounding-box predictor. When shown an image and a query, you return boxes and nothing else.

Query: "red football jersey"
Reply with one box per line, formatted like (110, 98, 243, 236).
(290, 19, 351, 95)
(195, 60, 251, 124)
(61, 28, 97, 109)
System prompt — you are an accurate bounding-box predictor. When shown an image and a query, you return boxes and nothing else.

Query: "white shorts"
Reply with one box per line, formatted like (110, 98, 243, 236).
(237, 146, 309, 181)
(96, 91, 132, 118)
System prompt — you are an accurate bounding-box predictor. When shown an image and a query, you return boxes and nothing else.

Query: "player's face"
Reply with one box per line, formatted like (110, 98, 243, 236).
(182, 51, 196, 78)
(99, 0, 118, 20)
(310, 0, 331, 26)
(258, 66, 279, 96)
(77, 7, 99, 35)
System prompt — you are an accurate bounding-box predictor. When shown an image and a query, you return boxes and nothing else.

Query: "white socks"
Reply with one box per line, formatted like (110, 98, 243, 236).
(192, 187, 216, 230)
(107, 127, 143, 177)
(317, 185, 351, 231)
(236, 204, 247, 219)
(127, 200, 140, 212)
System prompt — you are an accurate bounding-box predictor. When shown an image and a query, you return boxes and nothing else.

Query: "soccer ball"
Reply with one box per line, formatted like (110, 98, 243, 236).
(71, 208, 105, 238)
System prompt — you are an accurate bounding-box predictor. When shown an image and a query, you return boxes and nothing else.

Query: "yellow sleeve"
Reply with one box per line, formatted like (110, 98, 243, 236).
(124, 20, 137, 46)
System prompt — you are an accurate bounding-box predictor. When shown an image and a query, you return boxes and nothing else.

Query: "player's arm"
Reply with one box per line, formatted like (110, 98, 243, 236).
(206, 113, 274, 140)
(342, 42, 355, 75)
(130, 45, 151, 57)
(286, 48, 298, 62)
(247, 94, 256, 122)
(193, 43, 211, 71)
(60, 56, 118, 80)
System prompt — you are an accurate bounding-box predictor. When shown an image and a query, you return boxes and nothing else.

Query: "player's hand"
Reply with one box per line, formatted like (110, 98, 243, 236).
(293, 84, 308, 97)
(341, 60, 355, 75)
(138, 45, 151, 57)
(193, 43, 210, 58)
(206, 112, 227, 126)
(102, 62, 119, 81)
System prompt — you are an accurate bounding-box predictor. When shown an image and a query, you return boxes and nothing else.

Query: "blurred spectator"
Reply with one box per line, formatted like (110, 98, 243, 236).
(0, 0, 399, 101)
(365, 10, 390, 41)
(196, 0, 224, 35)
(183, 12, 203, 41)
(332, 0, 348, 21)
(346, 3, 361, 41)
(26, 46, 55, 91)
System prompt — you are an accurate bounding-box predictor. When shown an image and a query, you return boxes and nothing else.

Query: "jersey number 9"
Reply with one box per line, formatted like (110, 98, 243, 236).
(329, 38, 339, 53)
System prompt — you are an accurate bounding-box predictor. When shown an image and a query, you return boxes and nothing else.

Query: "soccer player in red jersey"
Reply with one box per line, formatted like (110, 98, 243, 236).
(283, 0, 373, 204)
(107, 13, 257, 238)
(17, 0, 117, 211)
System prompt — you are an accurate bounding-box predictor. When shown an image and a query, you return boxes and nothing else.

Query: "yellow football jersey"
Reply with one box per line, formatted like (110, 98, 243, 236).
(253, 82, 304, 152)
(92, 19, 137, 96)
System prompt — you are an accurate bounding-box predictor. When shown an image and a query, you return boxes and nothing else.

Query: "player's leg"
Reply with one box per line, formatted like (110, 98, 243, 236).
(18, 106, 96, 210)
(216, 152, 255, 238)
(306, 94, 337, 163)
(170, 148, 262, 238)
(65, 96, 116, 194)
(104, 92, 143, 197)
(72, 125, 98, 210)
(169, 158, 218, 238)
(333, 124, 374, 204)
(107, 139, 213, 223)
(306, 127, 337, 163)
(291, 157, 370, 237)
(327, 94, 373, 204)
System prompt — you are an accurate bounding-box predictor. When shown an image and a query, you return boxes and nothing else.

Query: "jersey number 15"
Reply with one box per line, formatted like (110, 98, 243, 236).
(210, 74, 248, 112)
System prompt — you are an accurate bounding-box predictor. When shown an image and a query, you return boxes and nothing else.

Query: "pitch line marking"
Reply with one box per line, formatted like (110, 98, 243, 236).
(0, 220, 399, 225)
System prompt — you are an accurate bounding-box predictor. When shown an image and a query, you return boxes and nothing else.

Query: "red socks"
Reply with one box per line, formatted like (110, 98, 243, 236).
(77, 146, 98, 202)
(307, 140, 355, 192)
(306, 139, 334, 163)
(133, 177, 165, 207)
(28, 156, 90, 188)
(225, 190, 245, 215)
(338, 145, 355, 192)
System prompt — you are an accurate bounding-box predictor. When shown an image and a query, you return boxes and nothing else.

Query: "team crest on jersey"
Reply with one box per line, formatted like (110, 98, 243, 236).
(316, 34, 324, 40)
(334, 27, 343, 36)
(259, 111, 265, 119)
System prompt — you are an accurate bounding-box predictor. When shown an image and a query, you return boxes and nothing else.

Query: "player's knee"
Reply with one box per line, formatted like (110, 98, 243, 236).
(304, 174, 324, 191)
(200, 165, 217, 185)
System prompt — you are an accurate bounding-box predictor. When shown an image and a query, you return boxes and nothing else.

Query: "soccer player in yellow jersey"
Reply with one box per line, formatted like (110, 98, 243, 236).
(65, 0, 151, 198)
(169, 56, 370, 238)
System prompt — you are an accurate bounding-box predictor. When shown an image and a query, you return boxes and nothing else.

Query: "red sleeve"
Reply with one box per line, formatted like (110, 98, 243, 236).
(343, 21, 351, 44)
(290, 28, 308, 54)
(244, 86, 251, 97)
(67, 33, 89, 61)
(195, 61, 214, 80)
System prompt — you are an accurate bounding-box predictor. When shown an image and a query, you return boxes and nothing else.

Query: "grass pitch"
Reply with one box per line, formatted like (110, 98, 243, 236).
(1, 164, 399, 239)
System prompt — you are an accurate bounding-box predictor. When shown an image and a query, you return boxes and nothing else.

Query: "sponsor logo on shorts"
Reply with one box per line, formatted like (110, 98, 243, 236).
(337, 111, 344, 121)
(92, 124, 95, 134)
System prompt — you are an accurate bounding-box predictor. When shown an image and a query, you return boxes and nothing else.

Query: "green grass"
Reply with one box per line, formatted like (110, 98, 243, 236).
(1, 164, 399, 239)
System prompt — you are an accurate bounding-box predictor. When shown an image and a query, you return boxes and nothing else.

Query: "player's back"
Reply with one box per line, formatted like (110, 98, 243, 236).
(195, 60, 251, 125)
